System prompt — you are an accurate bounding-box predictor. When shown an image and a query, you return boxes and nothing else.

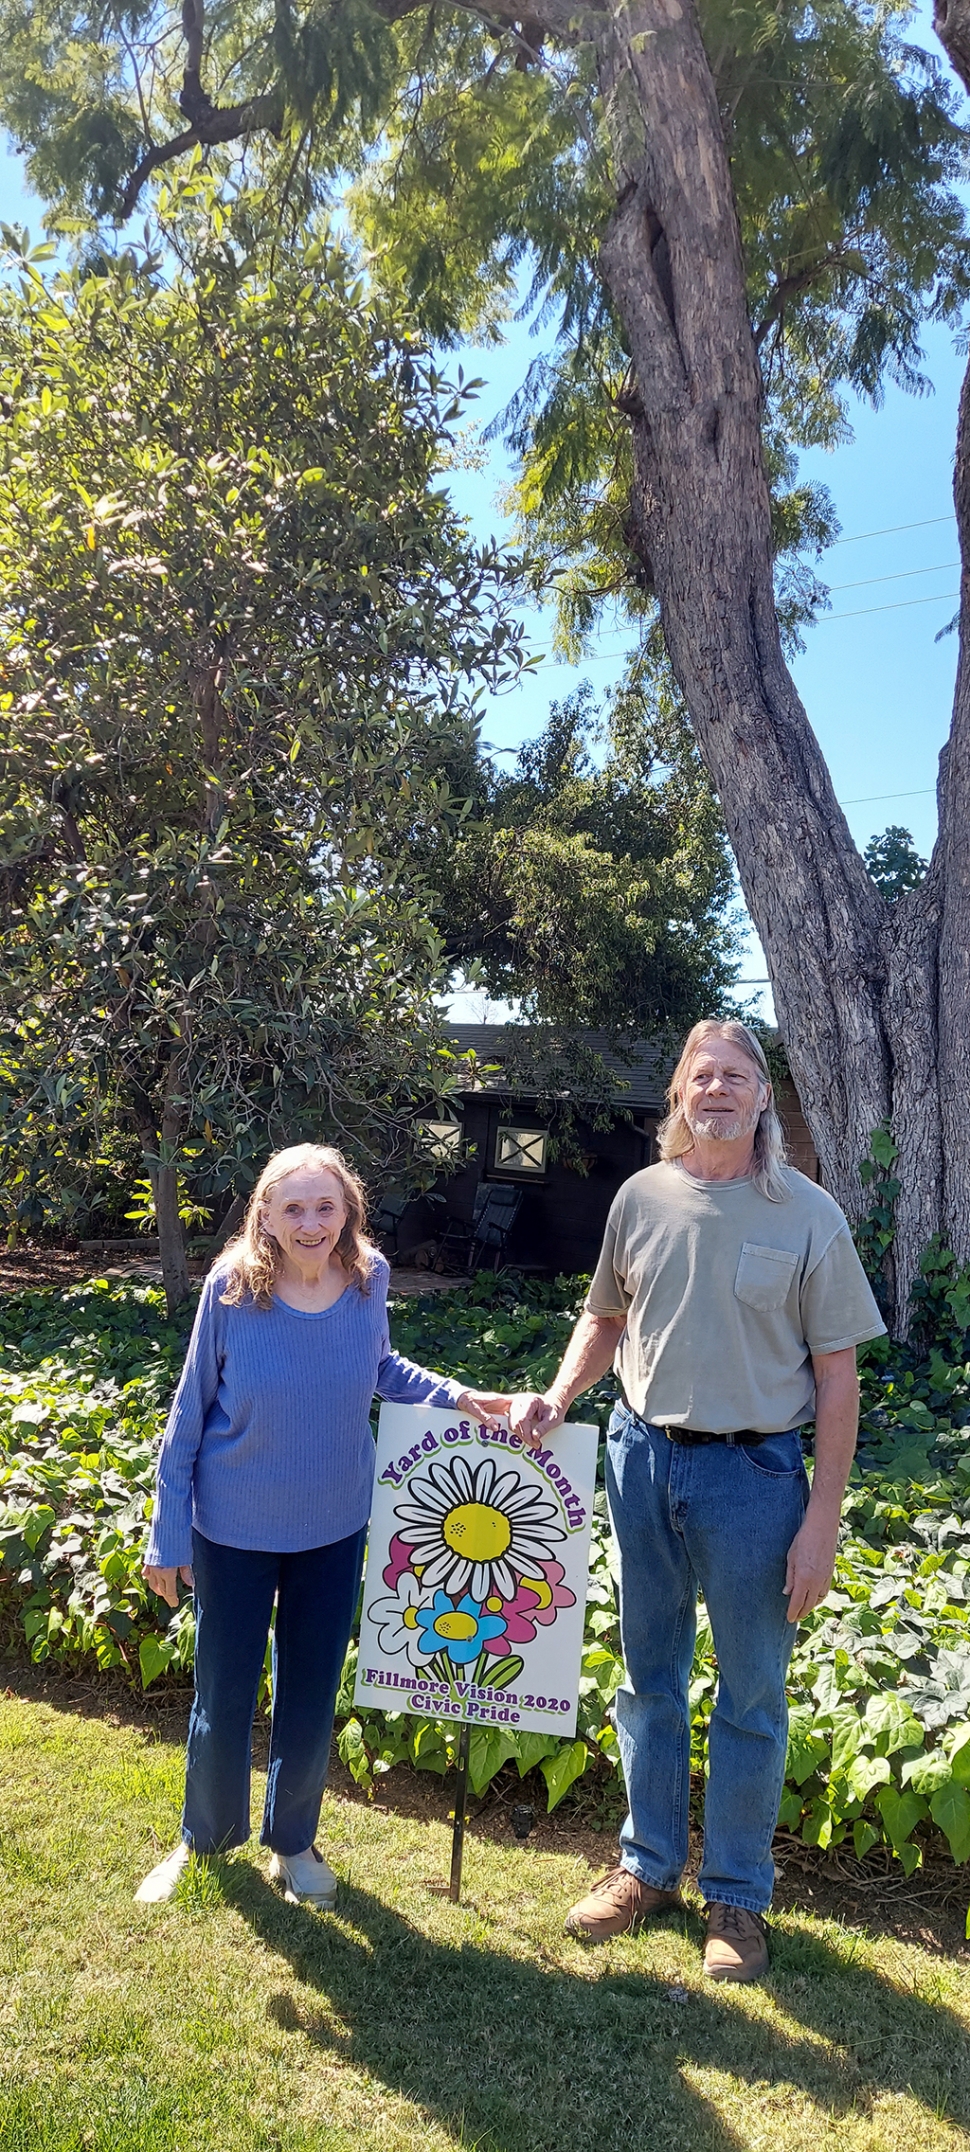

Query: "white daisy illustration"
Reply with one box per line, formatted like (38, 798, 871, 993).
(366, 1570, 432, 1666)
(393, 1454, 566, 1603)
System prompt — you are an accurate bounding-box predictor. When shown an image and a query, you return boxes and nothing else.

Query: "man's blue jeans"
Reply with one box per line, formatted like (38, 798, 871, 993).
(183, 1524, 366, 1857)
(606, 1405, 809, 1913)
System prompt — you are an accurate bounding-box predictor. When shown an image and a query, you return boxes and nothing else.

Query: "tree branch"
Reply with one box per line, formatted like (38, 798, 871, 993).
(754, 253, 855, 349)
(120, 91, 284, 217)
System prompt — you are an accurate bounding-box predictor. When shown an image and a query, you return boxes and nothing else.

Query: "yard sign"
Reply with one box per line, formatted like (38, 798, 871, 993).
(355, 1403, 598, 1739)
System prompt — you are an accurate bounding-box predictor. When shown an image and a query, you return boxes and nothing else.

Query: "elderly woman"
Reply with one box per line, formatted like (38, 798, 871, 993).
(137, 1142, 508, 1907)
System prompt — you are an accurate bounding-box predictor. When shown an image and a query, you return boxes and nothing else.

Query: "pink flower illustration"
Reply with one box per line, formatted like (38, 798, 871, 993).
(383, 1533, 416, 1590)
(482, 1560, 576, 1651)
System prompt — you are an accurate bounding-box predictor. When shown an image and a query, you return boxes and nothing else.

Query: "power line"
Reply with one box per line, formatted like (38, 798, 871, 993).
(830, 514, 954, 547)
(840, 786, 934, 806)
(819, 588, 958, 622)
(830, 560, 958, 593)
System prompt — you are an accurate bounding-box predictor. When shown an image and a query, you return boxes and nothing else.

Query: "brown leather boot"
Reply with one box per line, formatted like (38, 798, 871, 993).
(564, 1865, 682, 1941)
(703, 1903, 769, 1982)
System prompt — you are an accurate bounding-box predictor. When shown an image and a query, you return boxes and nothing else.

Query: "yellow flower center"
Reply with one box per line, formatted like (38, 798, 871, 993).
(433, 1610, 479, 1641)
(519, 1574, 553, 1610)
(442, 1501, 512, 1562)
(402, 1606, 419, 1629)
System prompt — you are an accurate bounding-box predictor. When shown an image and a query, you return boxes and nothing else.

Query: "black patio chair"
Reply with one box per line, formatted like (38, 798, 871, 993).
(373, 1190, 410, 1260)
(436, 1181, 521, 1272)
(467, 1182, 523, 1272)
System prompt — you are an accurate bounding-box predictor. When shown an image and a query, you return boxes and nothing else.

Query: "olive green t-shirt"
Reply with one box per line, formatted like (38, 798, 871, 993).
(585, 1161, 885, 1433)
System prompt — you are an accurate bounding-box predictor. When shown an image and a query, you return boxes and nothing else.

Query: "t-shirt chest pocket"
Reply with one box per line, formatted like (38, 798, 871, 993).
(734, 1242, 799, 1313)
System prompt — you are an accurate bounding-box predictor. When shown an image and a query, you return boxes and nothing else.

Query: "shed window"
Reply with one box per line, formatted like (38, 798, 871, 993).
(417, 1119, 462, 1164)
(493, 1125, 548, 1178)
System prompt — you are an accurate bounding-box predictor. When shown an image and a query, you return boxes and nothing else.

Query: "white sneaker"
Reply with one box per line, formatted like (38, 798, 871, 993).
(134, 1841, 193, 1903)
(268, 1845, 338, 1908)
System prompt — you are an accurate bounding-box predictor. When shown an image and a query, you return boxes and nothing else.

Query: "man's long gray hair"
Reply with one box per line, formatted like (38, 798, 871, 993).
(657, 1020, 790, 1203)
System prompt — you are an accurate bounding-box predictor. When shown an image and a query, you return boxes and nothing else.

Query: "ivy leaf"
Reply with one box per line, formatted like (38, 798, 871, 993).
(409, 1720, 450, 1776)
(846, 1751, 891, 1802)
(930, 1780, 970, 1864)
(875, 1782, 929, 1852)
(829, 1705, 866, 1773)
(468, 1727, 520, 1796)
(865, 1692, 924, 1754)
(336, 1715, 373, 1791)
(541, 1739, 589, 1813)
(901, 1751, 954, 1796)
(138, 1631, 175, 1688)
(787, 1704, 829, 1785)
(513, 1731, 561, 1777)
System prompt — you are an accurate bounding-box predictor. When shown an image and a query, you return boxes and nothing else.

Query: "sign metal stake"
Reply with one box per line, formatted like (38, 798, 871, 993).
(449, 1722, 471, 1902)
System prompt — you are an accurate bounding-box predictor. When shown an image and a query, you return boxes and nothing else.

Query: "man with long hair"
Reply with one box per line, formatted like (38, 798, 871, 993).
(510, 1021, 884, 1980)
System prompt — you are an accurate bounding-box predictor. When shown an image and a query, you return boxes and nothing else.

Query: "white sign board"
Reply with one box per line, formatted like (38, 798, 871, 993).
(355, 1404, 598, 1739)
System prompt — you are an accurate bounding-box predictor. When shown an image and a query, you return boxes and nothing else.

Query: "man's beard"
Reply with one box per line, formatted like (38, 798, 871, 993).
(685, 1101, 763, 1144)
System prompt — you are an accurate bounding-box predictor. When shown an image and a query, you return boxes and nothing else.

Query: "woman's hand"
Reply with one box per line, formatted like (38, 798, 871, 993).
(144, 1564, 194, 1608)
(454, 1388, 512, 1429)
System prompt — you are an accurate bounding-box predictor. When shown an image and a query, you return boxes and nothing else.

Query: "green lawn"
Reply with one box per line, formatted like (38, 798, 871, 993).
(1, 1695, 969, 2152)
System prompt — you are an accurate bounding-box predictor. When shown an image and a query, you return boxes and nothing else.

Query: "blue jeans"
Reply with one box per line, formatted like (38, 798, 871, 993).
(606, 1406, 809, 1913)
(183, 1524, 366, 1857)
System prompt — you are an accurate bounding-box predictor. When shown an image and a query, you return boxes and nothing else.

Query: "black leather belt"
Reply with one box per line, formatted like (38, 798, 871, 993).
(662, 1426, 773, 1447)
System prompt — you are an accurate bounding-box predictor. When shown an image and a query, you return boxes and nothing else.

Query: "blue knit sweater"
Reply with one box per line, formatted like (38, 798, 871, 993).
(144, 1253, 463, 1568)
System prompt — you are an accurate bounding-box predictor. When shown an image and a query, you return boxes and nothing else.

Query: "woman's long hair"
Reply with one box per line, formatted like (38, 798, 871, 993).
(219, 1144, 375, 1309)
(657, 1020, 790, 1203)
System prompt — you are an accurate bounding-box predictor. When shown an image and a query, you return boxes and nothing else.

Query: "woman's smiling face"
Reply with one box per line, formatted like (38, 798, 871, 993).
(260, 1166, 349, 1268)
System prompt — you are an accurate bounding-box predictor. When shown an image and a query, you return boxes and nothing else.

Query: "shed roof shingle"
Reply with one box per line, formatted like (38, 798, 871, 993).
(446, 1024, 668, 1112)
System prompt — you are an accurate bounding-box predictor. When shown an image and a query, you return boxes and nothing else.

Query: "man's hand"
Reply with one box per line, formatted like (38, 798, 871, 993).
(508, 1391, 567, 1449)
(508, 1310, 625, 1449)
(455, 1388, 512, 1429)
(144, 1564, 194, 1607)
(783, 1514, 839, 1622)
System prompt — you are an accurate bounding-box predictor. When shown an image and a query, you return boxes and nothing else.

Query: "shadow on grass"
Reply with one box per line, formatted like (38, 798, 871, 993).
(222, 1865, 970, 2152)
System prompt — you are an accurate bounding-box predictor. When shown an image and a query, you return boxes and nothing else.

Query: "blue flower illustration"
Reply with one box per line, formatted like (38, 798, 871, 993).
(414, 1589, 508, 1666)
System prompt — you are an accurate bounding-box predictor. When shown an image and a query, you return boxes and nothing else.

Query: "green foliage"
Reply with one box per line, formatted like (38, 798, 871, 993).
(0, 4, 965, 656)
(3, 1270, 970, 1858)
(0, 197, 526, 1283)
(864, 825, 929, 902)
(855, 1124, 902, 1302)
(0, 1278, 196, 1675)
(124, 1175, 211, 1236)
(426, 681, 741, 1034)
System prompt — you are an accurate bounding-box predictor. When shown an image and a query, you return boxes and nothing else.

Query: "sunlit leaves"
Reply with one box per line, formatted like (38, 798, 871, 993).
(0, 207, 527, 1243)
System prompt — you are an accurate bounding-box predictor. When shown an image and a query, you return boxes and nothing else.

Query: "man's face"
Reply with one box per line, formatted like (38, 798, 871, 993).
(681, 1040, 768, 1144)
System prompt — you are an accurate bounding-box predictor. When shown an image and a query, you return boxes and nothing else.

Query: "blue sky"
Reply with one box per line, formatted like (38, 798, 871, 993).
(1, 133, 962, 1017)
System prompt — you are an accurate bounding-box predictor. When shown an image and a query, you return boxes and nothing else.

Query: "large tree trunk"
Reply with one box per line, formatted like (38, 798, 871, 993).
(565, 0, 966, 1329)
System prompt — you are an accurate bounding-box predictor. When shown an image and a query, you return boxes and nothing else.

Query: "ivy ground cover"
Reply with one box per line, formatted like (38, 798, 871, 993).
(1, 1273, 970, 1880)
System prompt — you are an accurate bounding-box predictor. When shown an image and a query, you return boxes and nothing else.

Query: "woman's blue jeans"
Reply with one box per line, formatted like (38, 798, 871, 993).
(606, 1406, 809, 1913)
(182, 1524, 366, 1857)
